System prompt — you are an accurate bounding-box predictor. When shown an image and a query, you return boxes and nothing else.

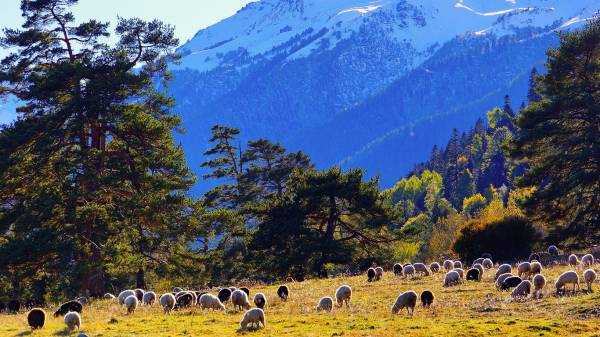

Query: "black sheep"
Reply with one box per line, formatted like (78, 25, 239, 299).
(53, 300, 83, 317)
(134, 289, 145, 301)
(8, 299, 20, 313)
(529, 253, 540, 262)
(393, 263, 403, 276)
(466, 268, 480, 281)
(27, 308, 46, 329)
(240, 287, 250, 297)
(218, 288, 232, 303)
(254, 295, 266, 309)
(420, 290, 434, 307)
(500, 276, 523, 291)
(175, 293, 193, 309)
(277, 285, 289, 301)
(367, 268, 376, 282)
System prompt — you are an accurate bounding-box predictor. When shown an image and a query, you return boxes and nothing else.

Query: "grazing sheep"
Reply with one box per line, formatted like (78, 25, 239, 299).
(444, 270, 461, 287)
(64, 311, 81, 330)
(103, 293, 116, 300)
(443, 260, 454, 271)
(528, 253, 540, 262)
(367, 268, 376, 281)
(229, 287, 237, 292)
(75, 297, 88, 305)
(277, 285, 289, 301)
(500, 276, 523, 291)
(517, 262, 532, 279)
(532, 274, 546, 298)
(53, 301, 82, 318)
(375, 266, 384, 281)
(511, 280, 532, 298)
(495, 273, 514, 289)
(316, 296, 334, 312)
(27, 308, 46, 329)
(393, 263, 403, 276)
(133, 289, 144, 301)
(473, 257, 484, 266)
(555, 271, 580, 294)
(413, 263, 430, 276)
(142, 291, 157, 305)
(582, 254, 594, 267)
(187, 291, 198, 306)
(240, 308, 266, 331)
(548, 245, 560, 256)
(583, 269, 597, 292)
(495, 264, 512, 279)
(118, 290, 135, 305)
(420, 290, 434, 307)
(402, 264, 416, 278)
(124, 295, 138, 315)
(199, 293, 226, 311)
(8, 299, 20, 313)
(430, 262, 440, 273)
(453, 261, 463, 269)
(160, 293, 176, 314)
(253, 293, 266, 309)
(569, 254, 579, 267)
(454, 268, 464, 278)
(466, 268, 480, 281)
(473, 263, 484, 277)
(175, 292, 194, 309)
(240, 287, 250, 297)
(218, 288, 232, 303)
(335, 285, 352, 307)
(391, 291, 417, 316)
(530, 261, 542, 275)
(231, 290, 252, 311)
(482, 258, 493, 269)
(173, 287, 183, 294)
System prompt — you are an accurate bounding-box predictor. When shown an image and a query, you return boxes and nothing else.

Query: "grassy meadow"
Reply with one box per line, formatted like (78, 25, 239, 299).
(2, 263, 600, 337)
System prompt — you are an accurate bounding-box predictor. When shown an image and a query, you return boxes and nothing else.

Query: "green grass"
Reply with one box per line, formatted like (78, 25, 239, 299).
(2, 264, 600, 336)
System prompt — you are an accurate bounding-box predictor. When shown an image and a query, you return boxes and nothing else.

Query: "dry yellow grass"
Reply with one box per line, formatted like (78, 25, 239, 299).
(2, 263, 600, 336)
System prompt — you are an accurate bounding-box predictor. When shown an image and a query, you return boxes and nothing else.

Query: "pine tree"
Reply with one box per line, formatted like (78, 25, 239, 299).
(527, 67, 542, 103)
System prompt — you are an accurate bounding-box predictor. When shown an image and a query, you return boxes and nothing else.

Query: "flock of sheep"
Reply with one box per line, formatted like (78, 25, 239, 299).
(9, 244, 600, 334)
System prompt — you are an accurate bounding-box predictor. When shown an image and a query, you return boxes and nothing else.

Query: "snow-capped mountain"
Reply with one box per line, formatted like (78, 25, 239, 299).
(169, 0, 599, 193)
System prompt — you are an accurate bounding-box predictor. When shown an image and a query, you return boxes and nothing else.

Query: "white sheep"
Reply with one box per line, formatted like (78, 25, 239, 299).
(231, 290, 251, 311)
(430, 262, 440, 273)
(335, 285, 352, 307)
(316, 296, 333, 312)
(103, 293, 116, 300)
(473, 263, 484, 279)
(443, 260, 454, 271)
(413, 263, 430, 276)
(402, 264, 416, 278)
(453, 261, 463, 269)
(532, 274, 546, 299)
(582, 254, 594, 267)
(199, 293, 226, 311)
(118, 290, 135, 305)
(583, 268, 597, 292)
(555, 271, 580, 294)
(124, 295, 138, 315)
(159, 293, 176, 314)
(142, 291, 157, 305)
(64, 311, 81, 330)
(495, 273, 513, 289)
(444, 270, 461, 287)
(454, 268, 464, 278)
(482, 258, 494, 269)
(511, 280, 532, 299)
(530, 261, 542, 275)
(568, 254, 579, 267)
(517, 262, 531, 279)
(240, 308, 266, 331)
(495, 264, 512, 279)
(473, 258, 484, 266)
(375, 266, 384, 281)
(253, 293, 267, 309)
(390, 291, 417, 316)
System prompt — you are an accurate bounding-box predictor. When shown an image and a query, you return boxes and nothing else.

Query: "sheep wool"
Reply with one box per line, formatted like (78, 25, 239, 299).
(443, 260, 454, 271)
(555, 271, 580, 294)
(316, 296, 334, 312)
(495, 273, 514, 289)
(240, 308, 266, 331)
(444, 270, 461, 287)
(473, 258, 484, 266)
(430, 262, 440, 273)
(495, 264, 512, 279)
(517, 262, 531, 279)
(199, 293, 226, 311)
(277, 285, 289, 301)
(103, 293, 116, 300)
(568, 254, 579, 267)
(27, 308, 46, 329)
(482, 258, 494, 269)
(231, 290, 251, 311)
(118, 290, 135, 305)
(375, 266, 384, 281)
(393, 263, 403, 276)
(548, 245, 560, 256)
(391, 291, 417, 315)
(142, 291, 157, 305)
(583, 268, 597, 292)
(253, 293, 267, 309)
(511, 280, 532, 298)
(335, 285, 352, 307)
(124, 295, 138, 315)
(64, 311, 81, 330)
(402, 264, 416, 278)
(453, 261, 463, 269)
(530, 261, 542, 275)
(413, 263, 430, 276)
(159, 293, 176, 314)
(582, 254, 594, 267)
(420, 290, 434, 307)
(532, 274, 546, 298)
(454, 268, 464, 278)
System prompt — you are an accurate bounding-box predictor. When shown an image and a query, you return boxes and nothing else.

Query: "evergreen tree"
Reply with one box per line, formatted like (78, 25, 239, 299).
(527, 67, 542, 103)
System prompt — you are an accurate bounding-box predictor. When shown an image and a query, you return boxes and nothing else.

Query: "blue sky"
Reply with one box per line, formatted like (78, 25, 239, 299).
(0, 0, 254, 123)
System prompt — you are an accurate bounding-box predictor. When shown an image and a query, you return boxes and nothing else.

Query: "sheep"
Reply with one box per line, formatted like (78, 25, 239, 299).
(481, 253, 493, 260)
(444, 270, 461, 287)
(495, 264, 512, 279)
(253, 293, 267, 309)
(569, 254, 579, 267)
(118, 290, 135, 305)
(133, 289, 144, 301)
(124, 295, 138, 315)
(482, 258, 493, 269)
(367, 267, 376, 281)
(473, 257, 484, 265)
(473, 263, 484, 277)
(75, 297, 88, 305)
(454, 268, 464, 278)
(548, 245, 560, 256)
(240, 308, 266, 331)
(199, 293, 226, 311)
(103, 293, 116, 300)
(231, 290, 252, 311)
(7, 299, 20, 313)
(175, 292, 194, 309)
(335, 285, 352, 307)
(218, 288, 232, 303)
(229, 287, 237, 292)
(495, 273, 514, 289)
(555, 271, 580, 295)
(53, 300, 83, 317)
(64, 311, 81, 330)
(413, 263, 430, 276)
(402, 264, 416, 278)
(186, 291, 198, 306)
(466, 268, 480, 282)
(511, 280, 532, 299)
(375, 266, 384, 280)
(517, 262, 531, 279)
(240, 287, 250, 297)
(142, 291, 157, 305)
(443, 260, 454, 271)
(532, 274, 546, 299)
(277, 285, 289, 301)
(583, 268, 597, 292)
(173, 287, 183, 294)
(316, 296, 333, 312)
(582, 254, 594, 267)
(420, 290, 434, 307)
(160, 293, 176, 314)
(27, 308, 46, 329)
(453, 261, 463, 269)
(430, 262, 440, 273)
(500, 276, 523, 291)
(530, 261, 542, 275)
(391, 291, 417, 316)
